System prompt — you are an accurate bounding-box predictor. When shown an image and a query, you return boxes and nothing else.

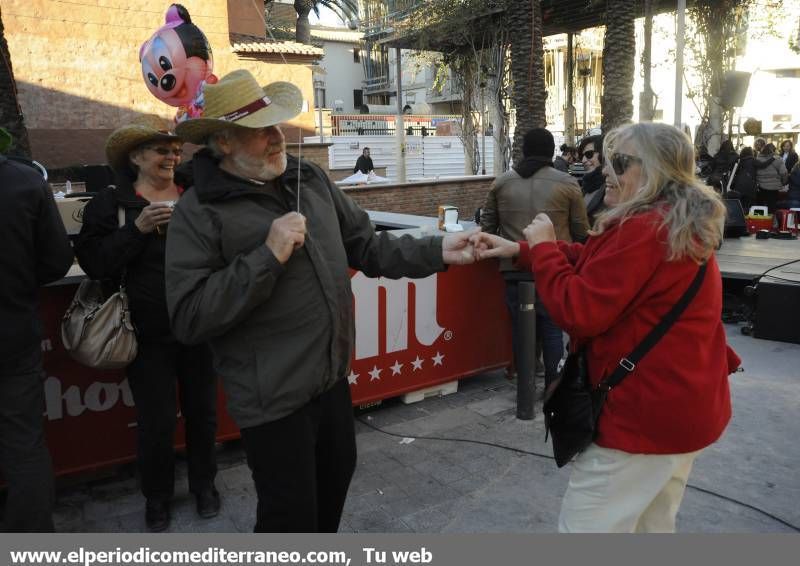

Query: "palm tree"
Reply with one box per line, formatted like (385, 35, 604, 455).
(293, 0, 360, 44)
(509, 0, 546, 164)
(0, 8, 31, 157)
(600, 0, 636, 132)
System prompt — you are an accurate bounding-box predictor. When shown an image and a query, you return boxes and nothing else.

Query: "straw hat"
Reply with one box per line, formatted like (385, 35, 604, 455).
(105, 114, 181, 172)
(175, 69, 303, 144)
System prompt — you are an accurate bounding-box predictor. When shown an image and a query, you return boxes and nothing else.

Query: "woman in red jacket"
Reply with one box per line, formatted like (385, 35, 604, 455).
(475, 122, 740, 532)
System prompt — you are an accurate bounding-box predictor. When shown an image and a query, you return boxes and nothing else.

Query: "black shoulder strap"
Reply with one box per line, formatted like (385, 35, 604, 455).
(601, 262, 708, 391)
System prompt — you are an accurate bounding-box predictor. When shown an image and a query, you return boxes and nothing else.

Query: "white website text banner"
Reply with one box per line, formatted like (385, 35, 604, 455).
(2, 534, 798, 566)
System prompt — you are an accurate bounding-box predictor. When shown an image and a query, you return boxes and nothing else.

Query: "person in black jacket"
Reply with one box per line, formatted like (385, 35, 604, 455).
(74, 118, 219, 532)
(707, 140, 739, 191)
(353, 147, 374, 174)
(729, 146, 758, 212)
(780, 140, 798, 174)
(578, 134, 606, 226)
(0, 134, 73, 532)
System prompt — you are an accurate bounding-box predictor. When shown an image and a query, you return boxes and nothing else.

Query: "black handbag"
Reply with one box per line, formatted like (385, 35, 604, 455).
(543, 263, 708, 467)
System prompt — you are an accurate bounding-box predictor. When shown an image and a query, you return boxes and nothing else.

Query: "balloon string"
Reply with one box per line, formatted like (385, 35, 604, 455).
(297, 128, 302, 214)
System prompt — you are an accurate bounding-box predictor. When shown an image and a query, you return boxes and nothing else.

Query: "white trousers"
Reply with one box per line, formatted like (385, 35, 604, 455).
(558, 443, 701, 533)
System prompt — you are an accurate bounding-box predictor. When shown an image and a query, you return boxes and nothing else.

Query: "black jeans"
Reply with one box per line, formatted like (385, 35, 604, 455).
(0, 347, 55, 532)
(505, 280, 564, 387)
(240, 378, 357, 533)
(757, 189, 780, 213)
(126, 340, 218, 502)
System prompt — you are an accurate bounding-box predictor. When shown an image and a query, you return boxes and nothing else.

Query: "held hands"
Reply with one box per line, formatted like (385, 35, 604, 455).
(134, 203, 172, 234)
(467, 213, 555, 261)
(442, 227, 480, 265)
(266, 212, 307, 264)
(470, 233, 520, 260)
(522, 213, 556, 247)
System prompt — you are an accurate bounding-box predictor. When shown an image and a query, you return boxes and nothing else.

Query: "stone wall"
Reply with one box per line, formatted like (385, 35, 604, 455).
(4, 0, 319, 168)
(343, 177, 495, 220)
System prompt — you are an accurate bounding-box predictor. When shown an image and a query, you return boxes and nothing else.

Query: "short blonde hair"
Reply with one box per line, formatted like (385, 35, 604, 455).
(593, 123, 725, 263)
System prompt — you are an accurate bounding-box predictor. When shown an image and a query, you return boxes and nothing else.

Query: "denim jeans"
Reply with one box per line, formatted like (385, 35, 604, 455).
(504, 280, 564, 386)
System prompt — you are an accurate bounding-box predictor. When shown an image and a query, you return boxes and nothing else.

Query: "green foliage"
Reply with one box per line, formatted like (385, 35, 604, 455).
(385, 0, 514, 171)
(684, 1, 785, 122)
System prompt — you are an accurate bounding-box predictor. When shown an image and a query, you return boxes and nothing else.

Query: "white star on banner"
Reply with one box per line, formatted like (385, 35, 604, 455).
(411, 356, 424, 371)
(432, 352, 444, 366)
(347, 370, 359, 385)
(390, 361, 403, 375)
(369, 366, 382, 381)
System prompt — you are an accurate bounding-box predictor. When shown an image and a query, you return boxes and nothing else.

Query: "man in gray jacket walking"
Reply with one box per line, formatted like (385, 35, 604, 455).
(166, 70, 477, 532)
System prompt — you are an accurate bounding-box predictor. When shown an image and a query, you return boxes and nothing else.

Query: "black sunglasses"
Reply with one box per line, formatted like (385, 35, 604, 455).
(146, 146, 182, 157)
(610, 153, 642, 175)
(582, 150, 596, 160)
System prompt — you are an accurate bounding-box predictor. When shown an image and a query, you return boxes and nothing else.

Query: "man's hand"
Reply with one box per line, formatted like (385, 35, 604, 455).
(470, 232, 520, 260)
(134, 203, 173, 234)
(266, 212, 306, 264)
(523, 213, 556, 247)
(442, 227, 480, 265)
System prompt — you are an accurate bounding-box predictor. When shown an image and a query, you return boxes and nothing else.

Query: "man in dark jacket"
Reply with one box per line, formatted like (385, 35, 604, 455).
(0, 135, 74, 531)
(167, 70, 477, 533)
(481, 128, 588, 387)
(353, 147, 374, 174)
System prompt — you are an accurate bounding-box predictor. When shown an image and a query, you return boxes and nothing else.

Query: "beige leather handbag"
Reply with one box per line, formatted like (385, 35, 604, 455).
(61, 205, 138, 369)
(61, 279, 138, 369)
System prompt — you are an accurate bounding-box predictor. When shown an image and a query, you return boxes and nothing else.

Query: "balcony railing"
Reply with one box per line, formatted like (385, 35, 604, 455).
(361, 0, 424, 38)
(363, 75, 393, 94)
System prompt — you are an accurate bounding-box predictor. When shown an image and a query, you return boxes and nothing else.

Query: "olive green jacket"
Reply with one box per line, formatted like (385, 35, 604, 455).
(166, 150, 445, 428)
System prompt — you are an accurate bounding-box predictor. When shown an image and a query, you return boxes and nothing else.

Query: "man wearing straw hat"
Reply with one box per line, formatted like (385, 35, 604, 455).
(166, 69, 478, 532)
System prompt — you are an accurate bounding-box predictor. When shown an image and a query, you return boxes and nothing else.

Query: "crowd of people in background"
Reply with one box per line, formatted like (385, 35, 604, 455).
(697, 137, 798, 212)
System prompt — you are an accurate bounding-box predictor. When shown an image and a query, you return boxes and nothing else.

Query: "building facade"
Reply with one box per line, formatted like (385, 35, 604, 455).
(4, 0, 322, 167)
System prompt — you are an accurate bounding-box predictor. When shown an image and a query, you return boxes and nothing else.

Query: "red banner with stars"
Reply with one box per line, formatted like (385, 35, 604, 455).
(347, 262, 512, 405)
(36, 261, 511, 476)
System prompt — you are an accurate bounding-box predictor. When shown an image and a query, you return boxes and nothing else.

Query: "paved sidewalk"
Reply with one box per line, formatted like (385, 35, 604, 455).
(50, 325, 800, 533)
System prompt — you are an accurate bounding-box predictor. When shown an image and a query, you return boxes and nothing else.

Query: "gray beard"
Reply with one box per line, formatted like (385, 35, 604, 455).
(230, 151, 287, 182)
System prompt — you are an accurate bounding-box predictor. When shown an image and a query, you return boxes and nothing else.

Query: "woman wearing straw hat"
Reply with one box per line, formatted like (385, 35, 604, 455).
(74, 116, 219, 532)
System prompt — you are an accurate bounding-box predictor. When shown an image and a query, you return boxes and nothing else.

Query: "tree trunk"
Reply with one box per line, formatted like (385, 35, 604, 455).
(639, 0, 656, 122)
(601, 0, 636, 133)
(0, 9, 31, 157)
(489, 71, 506, 174)
(510, 0, 546, 165)
(294, 0, 313, 44)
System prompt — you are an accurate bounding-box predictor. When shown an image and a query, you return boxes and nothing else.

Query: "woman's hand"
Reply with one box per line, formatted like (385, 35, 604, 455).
(523, 213, 556, 247)
(134, 203, 173, 234)
(470, 232, 520, 260)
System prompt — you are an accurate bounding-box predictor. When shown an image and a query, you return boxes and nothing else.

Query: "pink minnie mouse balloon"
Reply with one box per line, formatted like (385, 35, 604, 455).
(139, 4, 217, 108)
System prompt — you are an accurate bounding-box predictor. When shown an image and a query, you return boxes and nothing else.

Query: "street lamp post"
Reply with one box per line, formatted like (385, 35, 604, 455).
(480, 78, 487, 175)
(313, 78, 325, 143)
(577, 54, 591, 136)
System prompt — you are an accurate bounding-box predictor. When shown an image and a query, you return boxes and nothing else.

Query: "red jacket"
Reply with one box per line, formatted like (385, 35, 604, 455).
(517, 210, 739, 454)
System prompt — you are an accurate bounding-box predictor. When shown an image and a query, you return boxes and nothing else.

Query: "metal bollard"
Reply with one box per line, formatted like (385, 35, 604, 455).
(516, 281, 536, 420)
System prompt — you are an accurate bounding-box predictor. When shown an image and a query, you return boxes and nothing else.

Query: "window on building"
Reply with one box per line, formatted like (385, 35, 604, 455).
(353, 48, 361, 63)
(354, 89, 364, 109)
